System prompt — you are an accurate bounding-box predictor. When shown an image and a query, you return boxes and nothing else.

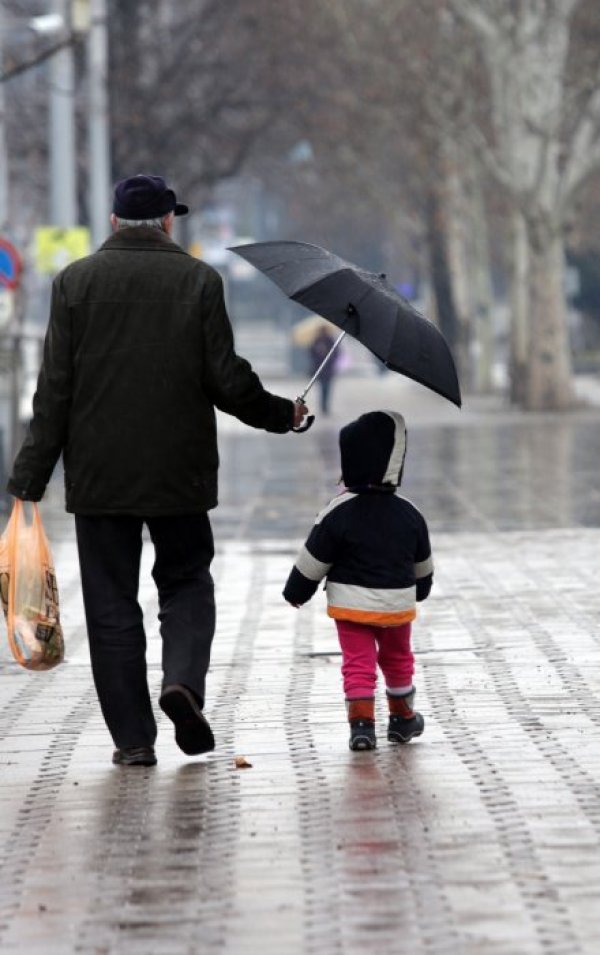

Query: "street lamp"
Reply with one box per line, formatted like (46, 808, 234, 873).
(48, 0, 77, 228)
(47, 0, 111, 246)
(87, 0, 110, 248)
(29, 13, 65, 35)
(47, 0, 110, 244)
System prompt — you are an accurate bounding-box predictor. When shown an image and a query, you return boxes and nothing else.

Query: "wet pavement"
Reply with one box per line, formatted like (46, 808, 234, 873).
(1, 372, 600, 954)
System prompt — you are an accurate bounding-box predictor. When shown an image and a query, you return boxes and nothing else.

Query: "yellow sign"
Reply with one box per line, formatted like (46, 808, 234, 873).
(34, 227, 91, 275)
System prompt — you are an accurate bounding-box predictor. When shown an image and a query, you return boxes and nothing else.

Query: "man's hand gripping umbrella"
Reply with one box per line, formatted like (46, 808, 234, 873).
(293, 396, 312, 432)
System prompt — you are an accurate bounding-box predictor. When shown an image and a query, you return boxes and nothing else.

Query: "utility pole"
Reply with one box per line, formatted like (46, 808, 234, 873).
(49, 0, 77, 227)
(0, 5, 13, 493)
(88, 0, 110, 248)
(0, 3, 9, 231)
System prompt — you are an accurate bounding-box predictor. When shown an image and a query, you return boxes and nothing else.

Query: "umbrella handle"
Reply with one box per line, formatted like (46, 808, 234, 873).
(293, 413, 315, 433)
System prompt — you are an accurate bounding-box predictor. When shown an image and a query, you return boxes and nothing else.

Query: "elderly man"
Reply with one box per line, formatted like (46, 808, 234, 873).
(8, 174, 307, 766)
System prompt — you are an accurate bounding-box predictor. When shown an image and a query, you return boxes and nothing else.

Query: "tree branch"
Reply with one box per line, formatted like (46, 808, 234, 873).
(561, 0, 583, 20)
(560, 137, 600, 215)
(0, 34, 82, 84)
(447, 0, 497, 40)
(561, 85, 600, 199)
(471, 132, 511, 190)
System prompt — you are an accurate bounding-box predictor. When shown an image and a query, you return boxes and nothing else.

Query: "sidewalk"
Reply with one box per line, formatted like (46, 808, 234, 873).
(1, 374, 600, 954)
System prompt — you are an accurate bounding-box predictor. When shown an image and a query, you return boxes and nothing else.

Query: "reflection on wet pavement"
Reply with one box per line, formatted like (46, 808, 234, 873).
(215, 410, 600, 540)
(35, 388, 600, 545)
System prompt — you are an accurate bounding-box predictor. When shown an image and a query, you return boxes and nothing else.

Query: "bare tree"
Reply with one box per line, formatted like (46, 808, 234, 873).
(106, 0, 300, 208)
(254, 0, 508, 388)
(450, 0, 600, 409)
(5, 0, 600, 414)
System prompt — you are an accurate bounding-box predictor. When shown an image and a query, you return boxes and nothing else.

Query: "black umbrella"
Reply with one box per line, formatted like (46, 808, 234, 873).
(228, 240, 462, 416)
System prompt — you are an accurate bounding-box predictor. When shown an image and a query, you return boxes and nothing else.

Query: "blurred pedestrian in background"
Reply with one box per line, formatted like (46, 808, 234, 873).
(7, 173, 308, 767)
(283, 410, 432, 751)
(309, 325, 338, 416)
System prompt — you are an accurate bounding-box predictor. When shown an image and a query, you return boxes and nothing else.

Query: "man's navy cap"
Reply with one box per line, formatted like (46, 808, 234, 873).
(112, 174, 189, 219)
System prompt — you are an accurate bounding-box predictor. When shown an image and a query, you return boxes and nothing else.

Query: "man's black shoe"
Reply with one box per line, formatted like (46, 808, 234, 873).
(159, 684, 215, 756)
(112, 746, 157, 766)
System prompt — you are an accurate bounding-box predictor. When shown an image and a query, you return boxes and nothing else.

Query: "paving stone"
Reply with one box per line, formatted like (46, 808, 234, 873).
(1, 376, 600, 953)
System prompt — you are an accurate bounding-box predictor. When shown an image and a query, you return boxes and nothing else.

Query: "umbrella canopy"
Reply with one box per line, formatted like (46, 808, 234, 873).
(229, 240, 462, 408)
(291, 314, 338, 347)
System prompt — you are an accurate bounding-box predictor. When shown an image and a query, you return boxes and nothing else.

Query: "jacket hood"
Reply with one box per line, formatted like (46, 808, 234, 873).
(340, 411, 407, 488)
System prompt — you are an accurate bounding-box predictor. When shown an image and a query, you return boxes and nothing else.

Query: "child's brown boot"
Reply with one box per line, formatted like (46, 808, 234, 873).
(387, 688, 424, 744)
(347, 698, 377, 751)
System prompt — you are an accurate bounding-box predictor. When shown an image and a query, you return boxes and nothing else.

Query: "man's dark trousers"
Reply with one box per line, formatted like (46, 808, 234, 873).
(75, 513, 215, 750)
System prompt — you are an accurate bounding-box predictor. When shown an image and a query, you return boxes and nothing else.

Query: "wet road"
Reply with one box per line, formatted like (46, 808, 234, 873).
(1, 374, 600, 954)
(214, 377, 600, 539)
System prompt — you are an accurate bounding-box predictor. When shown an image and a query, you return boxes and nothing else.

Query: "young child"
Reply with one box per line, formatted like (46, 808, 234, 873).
(283, 410, 433, 751)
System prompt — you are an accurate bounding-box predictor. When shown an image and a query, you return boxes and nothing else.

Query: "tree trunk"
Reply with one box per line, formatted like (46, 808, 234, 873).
(509, 209, 529, 405)
(424, 185, 462, 381)
(445, 158, 473, 391)
(452, 2, 581, 408)
(524, 220, 575, 410)
(464, 165, 494, 394)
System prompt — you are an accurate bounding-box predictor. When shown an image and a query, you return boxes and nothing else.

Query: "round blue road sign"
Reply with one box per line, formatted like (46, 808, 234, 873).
(0, 237, 22, 289)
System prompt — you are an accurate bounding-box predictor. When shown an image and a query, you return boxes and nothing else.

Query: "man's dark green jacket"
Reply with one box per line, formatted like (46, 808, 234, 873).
(8, 227, 295, 514)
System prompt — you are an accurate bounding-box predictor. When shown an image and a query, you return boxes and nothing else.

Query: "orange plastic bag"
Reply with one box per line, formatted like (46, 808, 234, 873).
(0, 501, 64, 671)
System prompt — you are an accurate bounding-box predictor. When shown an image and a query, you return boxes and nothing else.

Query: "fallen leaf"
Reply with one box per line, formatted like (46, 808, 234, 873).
(234, 755, 253, 769)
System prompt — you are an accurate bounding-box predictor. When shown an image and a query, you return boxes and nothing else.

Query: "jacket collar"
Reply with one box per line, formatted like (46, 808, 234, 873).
(99, 226, 187, 255)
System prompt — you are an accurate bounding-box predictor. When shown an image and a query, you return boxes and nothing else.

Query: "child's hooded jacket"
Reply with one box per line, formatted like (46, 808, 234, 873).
(283, 411, 433, 625)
